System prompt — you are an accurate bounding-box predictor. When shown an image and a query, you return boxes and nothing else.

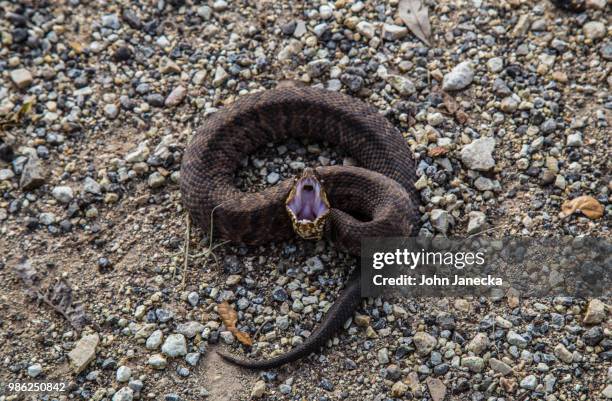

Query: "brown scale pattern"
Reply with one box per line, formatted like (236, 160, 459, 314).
(180, 86, 420, 368)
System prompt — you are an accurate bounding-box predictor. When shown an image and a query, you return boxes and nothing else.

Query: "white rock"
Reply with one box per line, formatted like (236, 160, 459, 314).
(146, 330, 163, 350)
(430, 209, 452, 234)
(467, 211, 487, 234)
(147, 354, 167, 369)
(116, 365, 131, 382)
(161, 334, 187, 357)
(52, 186, 73, 203)
(442, 61, 474, 91)
(583, 21, 606, 40)
(487, 57, 504, 73)
(104, 104, 119, 119)
(27, 363, 42, 378)
(356, 21, 375, 39)
(382, 24, 408, 41)
(10, 68, 33, 89)
(460, 138, 496, 171)
(112, 387, 133, 401)
(83, 177, 102, 195)
(68, 333, 99, 373)
(125, 141, 150, 163)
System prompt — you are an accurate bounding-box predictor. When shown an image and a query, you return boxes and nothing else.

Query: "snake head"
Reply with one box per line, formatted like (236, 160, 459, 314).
(285, 168, 330, 240)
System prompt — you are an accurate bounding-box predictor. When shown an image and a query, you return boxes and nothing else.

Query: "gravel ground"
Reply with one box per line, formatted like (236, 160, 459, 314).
(0, 1, 610, 400)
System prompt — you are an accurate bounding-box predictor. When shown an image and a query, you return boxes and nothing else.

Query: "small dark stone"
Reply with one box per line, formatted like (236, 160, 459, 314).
(0, 143, 14, 162)
(281, 21, 297, 35)
(272, 287, 288, 302)
(583, 326, 603, 346)
(549, 0, 585, 11)
(434, 363, 450, 375)
(114, 46, 132, 62)
(122, 9, 142, 29)
(12, 28, 28, 43)
(164, 394, 181, 401)
(340, 74, 364, 92)
(319, 379, 334, 391)
(145, 94, 165, 107)
(101, 358, 117, 370)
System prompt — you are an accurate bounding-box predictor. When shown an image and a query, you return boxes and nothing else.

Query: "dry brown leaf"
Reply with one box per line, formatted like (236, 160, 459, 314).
(218, 301, 253, 346)
(561, 196, 604, 220)
(398, 0, 432, 46)
(428, 146, 448, 157)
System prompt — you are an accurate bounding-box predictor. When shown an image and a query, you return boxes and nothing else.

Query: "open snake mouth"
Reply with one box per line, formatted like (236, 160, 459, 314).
(286, 168, 330, 239)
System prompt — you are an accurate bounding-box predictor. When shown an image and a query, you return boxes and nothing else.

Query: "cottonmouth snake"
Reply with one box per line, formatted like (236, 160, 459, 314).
(180, 86, 419, 369)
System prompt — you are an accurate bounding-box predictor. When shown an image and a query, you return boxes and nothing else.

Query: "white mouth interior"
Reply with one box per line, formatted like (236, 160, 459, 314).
(287, 176, 328, 222)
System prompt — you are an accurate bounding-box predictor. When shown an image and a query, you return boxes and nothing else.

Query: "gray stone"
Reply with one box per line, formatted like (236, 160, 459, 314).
(442, 61, 474, 91)
(520, 375, 538, 390)
(507, 331, 528, 348)
(266, 172, 280, 184)
(185, 352, 201, 367)
(489, 358, 512, 375)
(430, 209, 451, 234)
(213, 66, 229, 87)
(147, 354, 167, 369)
(386, 75, 416, 96)
(176, 321, 205, 338)
(220, 331, 235, 344)
(148, 172, 165, 188)
(487, 57, 504, 73)
(112, 387, 133, 401)
(39, 212, 56, 225)
(0, 169, 14, 181)
(52, 186, 74, 203)
(501, 96, 519, 113)
(212, 0, 228, 11)
(10, 68, 33, 89)
(162, 334, 187, 357)
(467, 211, 487, 235)
(583, 21, 606, 40)
(306, 59, 331, 78)
(20, 157, 46, 190)
(543, 373, 556, 393)
(197, 5, 212, 20)
(554, 343, 573, 363)
(104, 104, 119, 119)
(146, 330, 163, 350)
(83, 177, 102, 195)
(356, 21, 375, 39)
(474, 177, 497, 191)
(116, 365, 131, 382)
(602, 385, 612, 399)
(102, 14, 121, 30)
(461, 356, 484, 372)
(460, 138, 496, 171)
(566, 133, 583, 147)
(27, 363, 42, 377)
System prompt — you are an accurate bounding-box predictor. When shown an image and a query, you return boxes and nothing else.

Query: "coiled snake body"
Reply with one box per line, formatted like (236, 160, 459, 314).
(180, 86, 419, 369)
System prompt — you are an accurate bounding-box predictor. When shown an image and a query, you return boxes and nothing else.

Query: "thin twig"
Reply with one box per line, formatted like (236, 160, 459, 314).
(180, 214, 192, 288)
